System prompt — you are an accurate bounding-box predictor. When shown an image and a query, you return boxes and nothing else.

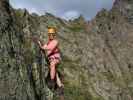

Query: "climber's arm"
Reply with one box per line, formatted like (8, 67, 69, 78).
(41, 44, 48, 50)
(37, 40, 47, 50)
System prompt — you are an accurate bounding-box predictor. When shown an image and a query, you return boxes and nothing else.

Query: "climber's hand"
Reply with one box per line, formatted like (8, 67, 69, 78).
(37, 40, 42, 48)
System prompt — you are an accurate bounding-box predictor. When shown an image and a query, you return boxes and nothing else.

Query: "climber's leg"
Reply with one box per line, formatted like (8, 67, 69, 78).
(55, 68, 64, 100)
(50, 59, 59, 80)
(56, 73, 64, 100)
(50, 61, 56, 80)
(56, 73, 64, 87)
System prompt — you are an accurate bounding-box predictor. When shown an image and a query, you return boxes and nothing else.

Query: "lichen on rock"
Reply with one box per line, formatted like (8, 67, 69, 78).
(0, 0, 133, 100)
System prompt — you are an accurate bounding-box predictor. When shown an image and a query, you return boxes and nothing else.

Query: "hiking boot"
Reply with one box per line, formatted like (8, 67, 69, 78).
(59, 95, 64, 100)
(58, 86, 64, 100)
(57, 86, 64, 96)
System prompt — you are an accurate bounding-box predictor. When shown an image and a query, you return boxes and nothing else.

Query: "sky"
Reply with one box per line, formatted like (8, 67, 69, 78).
(10, 0, 115, 20)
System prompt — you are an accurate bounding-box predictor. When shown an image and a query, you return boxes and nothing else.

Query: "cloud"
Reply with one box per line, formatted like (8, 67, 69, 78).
(10, 0, 114, 20)
(61, 10, 80, 20)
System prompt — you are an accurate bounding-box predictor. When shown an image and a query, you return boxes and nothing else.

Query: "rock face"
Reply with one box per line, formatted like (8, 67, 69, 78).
(0, 0, 133, 100)
(0, 0, 49, 100)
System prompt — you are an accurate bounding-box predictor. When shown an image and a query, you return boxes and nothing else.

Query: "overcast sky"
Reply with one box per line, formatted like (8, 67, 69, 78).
(10, 0, 115, 20)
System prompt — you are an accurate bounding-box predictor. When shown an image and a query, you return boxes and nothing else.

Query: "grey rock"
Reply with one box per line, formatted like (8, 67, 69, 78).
(0, 0, 133, 100)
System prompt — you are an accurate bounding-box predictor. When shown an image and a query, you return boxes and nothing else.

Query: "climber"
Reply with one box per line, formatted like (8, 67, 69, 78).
(37, 27, 64, 98)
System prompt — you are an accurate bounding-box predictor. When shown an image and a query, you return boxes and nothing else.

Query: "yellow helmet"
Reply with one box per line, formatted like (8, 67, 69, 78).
(48, 26, 56, 34)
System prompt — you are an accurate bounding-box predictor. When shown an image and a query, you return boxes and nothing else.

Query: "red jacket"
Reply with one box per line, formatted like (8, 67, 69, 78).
(42, 39, 61, 60)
